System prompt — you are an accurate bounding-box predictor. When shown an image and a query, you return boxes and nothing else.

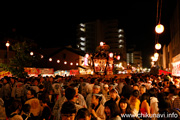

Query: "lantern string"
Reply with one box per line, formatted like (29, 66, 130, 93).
(156, 0, 159, 25)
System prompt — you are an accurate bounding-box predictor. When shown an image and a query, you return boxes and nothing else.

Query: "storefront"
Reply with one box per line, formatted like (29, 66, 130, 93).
(24, 68, 54, 77)
(172, 54, 180, 76)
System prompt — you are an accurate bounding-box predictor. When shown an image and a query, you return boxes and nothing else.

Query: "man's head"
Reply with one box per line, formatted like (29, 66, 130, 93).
(76, 108, 91, 120)
(26, 89, 36, 99)
(93, 85, 101, 94)
(61, 101, 76, 120)
(65, 87, 77, 101)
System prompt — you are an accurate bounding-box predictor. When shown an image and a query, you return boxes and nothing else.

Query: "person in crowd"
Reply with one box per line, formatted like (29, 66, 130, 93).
(116, 78, 125, 95)
(8, 100, 23, 120)
(85, 78, 95, 95)
(11, 77, 25, 102)
(161, 79, 170, 92)
(69, 83, 87, 108)
(0, 79, 4, 99)
(52, 85, 68, 120)
(24, 89, 42, 119)
(75, 108, 91, 120)
(86, 85, 106, 109)
(79, 77, 88, 99)
(55, 87, 83, 120)
(90, 93, 105, 120)
(52, 78, 61, 100)
(173, 91, 180, 110)
(167, 84, 178, 107)
(121, 78, 133, 99)
(104, 100, 121, 120)
(129, 90, 140, 117)
(21, 104, 34, 120)
(148, 88, 159, 120)
(109, 88, 121, 106)
(139, 85, 146, 97)
(40, 98, 52, 120)
(31, 79, 39, 93)
(0, 98, 6, 120)
(60, 101, 77, 120)
(102, 84, 111, 101)
(133, 84, 139, 91)
(139, 93, 151, 120)
(158, 96, 180, 120)
(2, 77, 11, 106)
(174, 78, 180, 88)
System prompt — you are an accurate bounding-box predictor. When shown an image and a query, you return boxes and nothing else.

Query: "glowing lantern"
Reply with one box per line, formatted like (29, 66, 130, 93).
(30, 52, 34, 56)
(64, 61, 67, 64)
(154, 52, 159, 58)
(85, 53, 89, 58)
(57, 60, 60, 63)
(155, 24, 164, 34)
(100, 42, 104, 46)
(109, 53, 113, 58)
(49, 58, 52, 61)
(155, 43, 161, 50)
(76, 63, 79, 66)
(70, 62, 73, 65)
(6, 41, 10, 47)
(116, 55, 120, 60)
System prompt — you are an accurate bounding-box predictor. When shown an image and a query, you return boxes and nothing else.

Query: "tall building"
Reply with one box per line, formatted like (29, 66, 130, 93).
(76, 19, 126, 64)
(127, 46, 143, 68)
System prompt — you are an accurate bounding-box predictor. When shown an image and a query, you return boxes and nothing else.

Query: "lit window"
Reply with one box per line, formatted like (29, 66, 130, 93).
(119, 45, 123, 48)
(119, 39, 124, 43)
(80, 47, 85, 51)
(80, 42, 85, 46)
(118, 34, 124, 38)
(80, 23, 85, 27)
(80, 37, 86, 41)
(118, 29, 124, 33)
(80, 28, 85, 32)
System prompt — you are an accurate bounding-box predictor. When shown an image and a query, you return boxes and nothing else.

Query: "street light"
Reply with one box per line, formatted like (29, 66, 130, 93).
(5, 41, 10, 64)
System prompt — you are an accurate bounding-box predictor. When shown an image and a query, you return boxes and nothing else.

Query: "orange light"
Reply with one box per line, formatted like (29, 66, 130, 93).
(155, 43, 161, 50)
(76, 63, 79, 66)
(6, 41, 10, 47)
(64, 61, 67, 64)
(70, 62, 73, 65)
(155, 24, 164, 34)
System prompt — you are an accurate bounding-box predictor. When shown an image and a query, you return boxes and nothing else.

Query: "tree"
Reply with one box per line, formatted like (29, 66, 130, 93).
(1, 41, 40, 78)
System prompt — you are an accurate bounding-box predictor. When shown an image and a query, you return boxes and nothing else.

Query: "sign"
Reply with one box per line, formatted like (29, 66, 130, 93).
(70, 70, 79, 75)
(172, 61, 180, 76)
(93, 59, 107, 72)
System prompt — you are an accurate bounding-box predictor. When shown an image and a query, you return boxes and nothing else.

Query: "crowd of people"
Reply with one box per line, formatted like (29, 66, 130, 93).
(0, 73, 180, 120)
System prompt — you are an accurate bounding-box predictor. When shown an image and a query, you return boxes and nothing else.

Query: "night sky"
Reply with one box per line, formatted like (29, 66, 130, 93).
(0, 1, 176, 68)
